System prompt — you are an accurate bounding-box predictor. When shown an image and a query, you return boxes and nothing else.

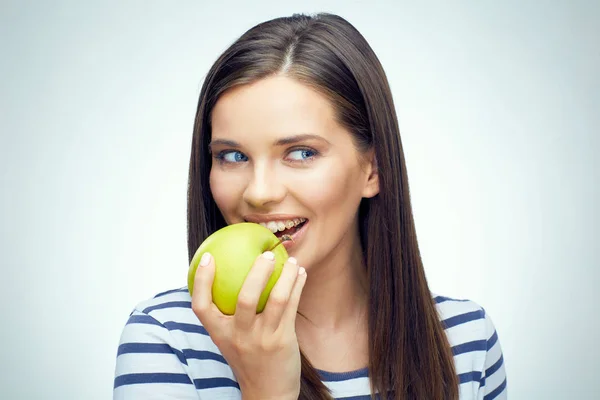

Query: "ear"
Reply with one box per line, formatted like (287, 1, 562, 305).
(361, 149, 379, 198)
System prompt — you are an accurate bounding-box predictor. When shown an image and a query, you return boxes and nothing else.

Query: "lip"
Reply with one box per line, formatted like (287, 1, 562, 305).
(281, 219, 307, 251)
(244, 214, 307, 223)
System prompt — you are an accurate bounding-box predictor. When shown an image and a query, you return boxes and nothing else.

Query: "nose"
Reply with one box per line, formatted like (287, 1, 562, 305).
(242, 162, 286, 208)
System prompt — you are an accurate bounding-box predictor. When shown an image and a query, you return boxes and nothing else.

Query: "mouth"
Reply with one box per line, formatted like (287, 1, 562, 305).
(243, 217, 308, 250)
(273, 219, 308, 250)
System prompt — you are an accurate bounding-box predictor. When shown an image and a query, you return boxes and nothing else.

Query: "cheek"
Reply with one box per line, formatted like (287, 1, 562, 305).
(209, 169, 244, 216)
(288, 161, 364, 213)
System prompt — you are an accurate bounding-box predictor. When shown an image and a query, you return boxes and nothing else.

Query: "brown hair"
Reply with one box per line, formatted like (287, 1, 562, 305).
(187, 12, 458, 400)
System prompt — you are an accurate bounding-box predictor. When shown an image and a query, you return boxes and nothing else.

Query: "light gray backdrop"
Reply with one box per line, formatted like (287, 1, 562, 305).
(1, 1, 598, 399)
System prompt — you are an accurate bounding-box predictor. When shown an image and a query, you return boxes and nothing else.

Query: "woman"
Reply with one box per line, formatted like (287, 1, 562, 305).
(114, 13, 507, 400)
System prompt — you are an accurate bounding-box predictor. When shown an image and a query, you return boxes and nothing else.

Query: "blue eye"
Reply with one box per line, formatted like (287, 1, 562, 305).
(288, 148, 317, 161)
(218, 150, 248, 163)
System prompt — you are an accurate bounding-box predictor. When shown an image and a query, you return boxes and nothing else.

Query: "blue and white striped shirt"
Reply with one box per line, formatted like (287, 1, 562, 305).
(114, 288, 507, 399)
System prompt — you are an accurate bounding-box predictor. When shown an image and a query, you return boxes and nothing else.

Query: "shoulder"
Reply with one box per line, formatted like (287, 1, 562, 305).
(432, 293, 507, 399)
(433, 293, 500, 354)
(124, 286, 221, 358)
(116, 287, 240, 397)
(130, 286, 198, 326)
(433, 293, 491, 342)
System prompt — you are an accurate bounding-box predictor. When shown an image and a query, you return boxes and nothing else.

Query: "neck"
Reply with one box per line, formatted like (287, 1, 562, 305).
(296, 227, 368, 330)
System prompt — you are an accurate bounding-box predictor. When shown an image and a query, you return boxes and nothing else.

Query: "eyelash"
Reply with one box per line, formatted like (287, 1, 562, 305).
(214, 147, 320, 165)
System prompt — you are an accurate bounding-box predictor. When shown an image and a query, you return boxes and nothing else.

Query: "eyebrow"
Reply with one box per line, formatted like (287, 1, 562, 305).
(209, 134, 330, 151)
(275, 133, 330, 146)
(208, 139, 239, 151)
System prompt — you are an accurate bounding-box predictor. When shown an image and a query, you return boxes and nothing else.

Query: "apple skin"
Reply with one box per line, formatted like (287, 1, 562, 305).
(187, 222, 289, 315)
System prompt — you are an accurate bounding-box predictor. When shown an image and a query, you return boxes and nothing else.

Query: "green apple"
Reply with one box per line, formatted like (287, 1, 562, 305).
(187, 222, 289, 315)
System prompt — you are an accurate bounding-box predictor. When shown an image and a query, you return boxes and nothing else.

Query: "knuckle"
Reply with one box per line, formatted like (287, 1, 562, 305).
(261, 336, 285, 352)
(232, 333, 250, 352)
(268, 291, 288, 308)
(191, 300, 206, 316)
(194, 273, 205, 284)
(236, 293, 255, 310)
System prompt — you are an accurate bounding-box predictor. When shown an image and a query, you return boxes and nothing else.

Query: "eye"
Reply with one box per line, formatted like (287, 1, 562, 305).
(287, 148, 317, 162)
(217, 150, 248, 163)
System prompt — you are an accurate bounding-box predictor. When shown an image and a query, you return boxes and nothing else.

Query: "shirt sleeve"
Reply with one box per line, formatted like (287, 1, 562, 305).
(113, 309, 200, 400)
(478, 310, 507, 400)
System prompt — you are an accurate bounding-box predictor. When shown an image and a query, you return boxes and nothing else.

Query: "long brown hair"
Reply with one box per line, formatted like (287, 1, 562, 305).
(187, 13, 459, 400)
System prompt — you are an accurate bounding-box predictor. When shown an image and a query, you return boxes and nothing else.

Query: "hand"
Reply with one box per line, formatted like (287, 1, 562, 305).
(191, 250, 307, 400)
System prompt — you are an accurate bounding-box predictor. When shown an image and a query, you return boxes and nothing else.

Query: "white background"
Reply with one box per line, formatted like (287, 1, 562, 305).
(1, 1, 598, 399)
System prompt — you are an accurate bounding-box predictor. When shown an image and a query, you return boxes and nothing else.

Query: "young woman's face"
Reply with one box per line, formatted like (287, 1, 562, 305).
(209, 76, 378, 270)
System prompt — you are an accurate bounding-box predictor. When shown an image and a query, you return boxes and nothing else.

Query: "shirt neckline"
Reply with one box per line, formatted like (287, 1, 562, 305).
(316, 366, 369, 381)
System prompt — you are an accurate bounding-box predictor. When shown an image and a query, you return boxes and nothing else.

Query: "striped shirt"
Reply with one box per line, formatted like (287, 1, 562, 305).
(114, 288, 507, 399)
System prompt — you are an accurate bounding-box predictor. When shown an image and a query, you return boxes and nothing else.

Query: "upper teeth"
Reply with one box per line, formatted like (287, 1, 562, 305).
(259, 218, 306, 233)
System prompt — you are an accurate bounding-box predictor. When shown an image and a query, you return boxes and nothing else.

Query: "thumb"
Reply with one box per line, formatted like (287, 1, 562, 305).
(190, 252, 218, 328)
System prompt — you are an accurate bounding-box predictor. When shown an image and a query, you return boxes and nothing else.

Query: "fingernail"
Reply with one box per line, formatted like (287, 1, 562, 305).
(287, 257, 297, 265)
(200, 252, 211, 267)
(262, 251, 275, 260)
(298, 267, 306, 275)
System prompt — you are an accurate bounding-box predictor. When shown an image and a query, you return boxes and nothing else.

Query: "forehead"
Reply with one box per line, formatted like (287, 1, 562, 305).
(210, 76, 339, 140)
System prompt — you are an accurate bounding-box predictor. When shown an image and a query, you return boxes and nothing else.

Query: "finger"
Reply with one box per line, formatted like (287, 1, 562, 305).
(191, 252, 221, 334)
(280, 266, 308, 328)
(262, 257, 300, 332)
(234, 251, 276, 330)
